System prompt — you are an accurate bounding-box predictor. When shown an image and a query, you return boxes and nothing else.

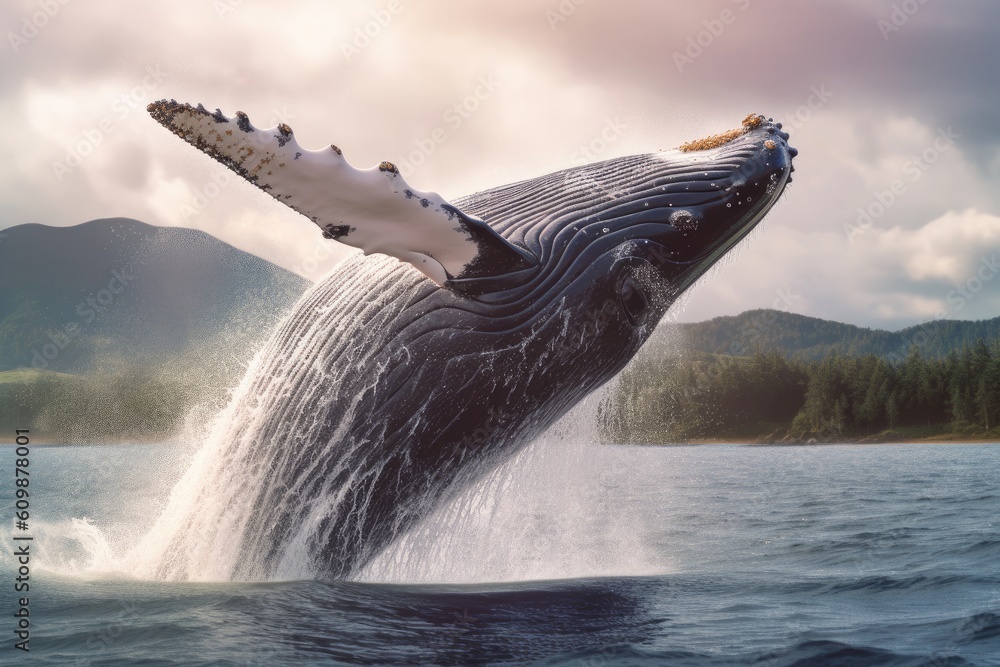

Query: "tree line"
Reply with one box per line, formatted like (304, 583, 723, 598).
(607, 339, 1000, 442)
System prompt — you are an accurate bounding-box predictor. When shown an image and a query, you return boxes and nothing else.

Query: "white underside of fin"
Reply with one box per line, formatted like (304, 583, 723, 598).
(148, 101, 479, 286)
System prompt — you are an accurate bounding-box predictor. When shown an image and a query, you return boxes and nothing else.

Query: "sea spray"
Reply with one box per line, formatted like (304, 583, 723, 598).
(127, 255, 423, 580)
(356, 382, 671, 584)
(127, 247, 676, 582)
(32, 518, 120, 578)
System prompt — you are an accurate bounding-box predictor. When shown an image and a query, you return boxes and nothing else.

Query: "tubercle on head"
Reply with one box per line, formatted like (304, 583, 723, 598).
(678, 113, 766, 153)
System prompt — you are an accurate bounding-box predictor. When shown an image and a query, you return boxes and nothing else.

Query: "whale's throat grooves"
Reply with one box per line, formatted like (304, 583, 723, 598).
(139, 248, 631, 580)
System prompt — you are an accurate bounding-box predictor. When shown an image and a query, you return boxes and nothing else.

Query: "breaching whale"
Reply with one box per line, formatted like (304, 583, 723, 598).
(145, 101, 796, 580)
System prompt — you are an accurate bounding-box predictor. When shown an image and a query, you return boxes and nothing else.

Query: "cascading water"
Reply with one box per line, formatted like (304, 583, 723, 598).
(126, 245, 669, 583)
(129, 254, 428, 581)
(355, 391, 670, 584)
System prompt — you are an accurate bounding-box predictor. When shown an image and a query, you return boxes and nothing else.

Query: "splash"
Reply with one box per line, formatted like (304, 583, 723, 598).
(31, 518, 123, 579)
(356, 386, 671, 584)
(121, 252, 672, 583)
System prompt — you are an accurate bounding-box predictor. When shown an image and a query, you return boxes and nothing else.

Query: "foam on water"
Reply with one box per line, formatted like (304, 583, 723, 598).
(31, 518, 122, 579)
(122, 332, 287, 581)
(38, 387, 669, 584)
(38, 253, 678, 585)
(356, 386, 671, 584)
(40, 382, 668, 586)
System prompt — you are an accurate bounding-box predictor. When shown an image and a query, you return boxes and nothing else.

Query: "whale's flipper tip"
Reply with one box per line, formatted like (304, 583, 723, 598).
(147, 99, 535, 293)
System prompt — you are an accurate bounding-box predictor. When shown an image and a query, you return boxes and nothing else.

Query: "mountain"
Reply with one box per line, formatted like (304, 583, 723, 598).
(2, 218, 995, 442)
(0, 218, 310, 373)
(673, 309, 1000, 361)
(0, 218, 312, 440)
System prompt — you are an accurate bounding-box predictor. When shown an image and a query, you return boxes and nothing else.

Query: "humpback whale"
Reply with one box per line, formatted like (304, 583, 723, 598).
(145, 102, 796, 580)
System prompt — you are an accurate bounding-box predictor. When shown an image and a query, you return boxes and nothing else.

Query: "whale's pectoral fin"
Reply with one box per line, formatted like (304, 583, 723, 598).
(147, 100, 535, 290)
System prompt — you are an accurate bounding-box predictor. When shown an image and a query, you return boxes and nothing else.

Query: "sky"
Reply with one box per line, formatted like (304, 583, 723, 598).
(2, 0, 999, 329)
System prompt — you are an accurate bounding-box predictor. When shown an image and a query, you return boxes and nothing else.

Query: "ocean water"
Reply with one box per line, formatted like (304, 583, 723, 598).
(1, 441, 998, 666)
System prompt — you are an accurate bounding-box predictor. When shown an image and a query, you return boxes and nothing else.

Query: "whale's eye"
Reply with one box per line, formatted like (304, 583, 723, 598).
(619, 277, 649, 325)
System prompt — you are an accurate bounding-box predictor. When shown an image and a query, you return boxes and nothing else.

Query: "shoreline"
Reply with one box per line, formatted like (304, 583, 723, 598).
(622, 436, 1000, 446)
(0, 437, 175, 446)
(611, 425, 1000, 447)
(5, 438, 996, 448)
(693, 438, 998, 446)
(606, 440, 1000, 447)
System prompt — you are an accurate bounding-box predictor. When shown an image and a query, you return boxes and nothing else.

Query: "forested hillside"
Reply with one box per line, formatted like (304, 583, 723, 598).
(608, 341, 1000, 443)
(678, 309, 1000, 362)
(0, 218, 309, 441)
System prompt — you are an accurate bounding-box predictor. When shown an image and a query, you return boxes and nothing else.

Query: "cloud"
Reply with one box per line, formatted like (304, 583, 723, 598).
(879, 209, 1000, 284)
(2, 0, 998, 329)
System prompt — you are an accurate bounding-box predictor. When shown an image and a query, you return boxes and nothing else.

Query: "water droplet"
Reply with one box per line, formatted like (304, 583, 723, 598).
(644, 202, 649, 207)
(726, 203, 731, 208)
(602, 227, 609, 233)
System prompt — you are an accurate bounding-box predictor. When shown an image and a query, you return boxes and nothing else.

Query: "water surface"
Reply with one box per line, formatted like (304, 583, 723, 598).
(1, 442, 997, 665)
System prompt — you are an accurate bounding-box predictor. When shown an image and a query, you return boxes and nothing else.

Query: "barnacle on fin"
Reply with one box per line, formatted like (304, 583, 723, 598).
(679, 113, 766, 152)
